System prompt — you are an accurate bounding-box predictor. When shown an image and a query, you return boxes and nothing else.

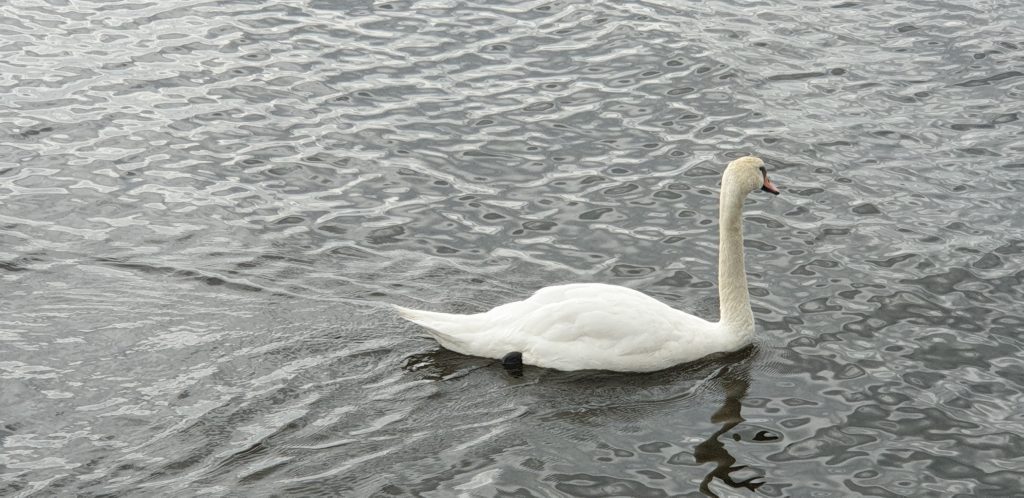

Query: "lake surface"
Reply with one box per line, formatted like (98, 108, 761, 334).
(3, 0, 1024, 496)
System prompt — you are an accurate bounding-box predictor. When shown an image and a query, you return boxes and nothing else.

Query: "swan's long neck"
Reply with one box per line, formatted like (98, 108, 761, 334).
(717, 181, 754, 340)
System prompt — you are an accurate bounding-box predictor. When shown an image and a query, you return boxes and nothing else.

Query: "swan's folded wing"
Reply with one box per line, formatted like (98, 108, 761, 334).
(506, 286, 704, 370)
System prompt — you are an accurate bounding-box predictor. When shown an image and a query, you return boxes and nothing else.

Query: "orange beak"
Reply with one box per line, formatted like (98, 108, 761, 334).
(761, 176, 780, 195)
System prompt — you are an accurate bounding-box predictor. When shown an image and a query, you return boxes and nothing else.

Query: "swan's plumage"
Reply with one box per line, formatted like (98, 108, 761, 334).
(396, 156, 779, 372)
(397, 283, 736, 372)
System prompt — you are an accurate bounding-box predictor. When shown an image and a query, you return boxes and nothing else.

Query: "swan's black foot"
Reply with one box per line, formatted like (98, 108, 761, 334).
(502, 351, 523, 368)
(502, 352, 523, 377)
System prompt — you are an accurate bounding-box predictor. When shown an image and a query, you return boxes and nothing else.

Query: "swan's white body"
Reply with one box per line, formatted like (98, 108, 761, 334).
(396, 283, 742, 372)
(396, 157, 779, 372)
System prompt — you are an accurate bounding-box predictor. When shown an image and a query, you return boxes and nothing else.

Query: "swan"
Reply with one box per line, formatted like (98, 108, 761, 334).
(395, 156, 780, 372)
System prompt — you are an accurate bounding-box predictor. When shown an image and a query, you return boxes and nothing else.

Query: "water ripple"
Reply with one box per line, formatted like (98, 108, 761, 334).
(2, 0, 1024, 496)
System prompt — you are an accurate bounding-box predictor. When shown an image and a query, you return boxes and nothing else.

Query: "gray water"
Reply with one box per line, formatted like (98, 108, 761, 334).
(2, 0, 1024, 496)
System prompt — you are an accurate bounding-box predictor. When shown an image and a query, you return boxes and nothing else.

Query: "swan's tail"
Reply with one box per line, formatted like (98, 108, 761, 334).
(393, 305, 485, 354)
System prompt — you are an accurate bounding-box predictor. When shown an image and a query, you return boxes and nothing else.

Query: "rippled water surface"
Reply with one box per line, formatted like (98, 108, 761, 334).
(3, 0, 1024, 495)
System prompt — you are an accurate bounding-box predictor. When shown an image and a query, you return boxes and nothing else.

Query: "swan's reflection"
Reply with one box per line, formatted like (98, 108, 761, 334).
(694, 364, 765, 496)
(404, 346, 770, 496)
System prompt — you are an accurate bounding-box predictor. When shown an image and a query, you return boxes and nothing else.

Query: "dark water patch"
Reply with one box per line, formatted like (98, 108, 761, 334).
(766, 71, 828, 81)
(954, 70, 1024, 87)
(611, 264, 656, 277)
(579, 207, 614, 220)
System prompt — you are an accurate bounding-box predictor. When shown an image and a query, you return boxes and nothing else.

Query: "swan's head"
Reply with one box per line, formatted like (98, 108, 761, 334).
(725, 156, 780, 196)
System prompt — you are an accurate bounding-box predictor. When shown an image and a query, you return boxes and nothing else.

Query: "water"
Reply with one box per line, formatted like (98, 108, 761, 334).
(2, 0, 1023, 495)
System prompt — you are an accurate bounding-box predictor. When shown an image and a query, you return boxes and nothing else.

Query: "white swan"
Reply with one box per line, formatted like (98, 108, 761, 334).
(396, 156, 780, 372)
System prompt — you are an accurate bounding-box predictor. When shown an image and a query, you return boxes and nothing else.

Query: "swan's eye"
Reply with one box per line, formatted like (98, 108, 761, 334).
(758, 166, 767, 179)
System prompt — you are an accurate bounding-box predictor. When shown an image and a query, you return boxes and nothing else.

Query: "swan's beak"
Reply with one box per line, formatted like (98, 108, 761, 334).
(761, 177, 780, 195)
